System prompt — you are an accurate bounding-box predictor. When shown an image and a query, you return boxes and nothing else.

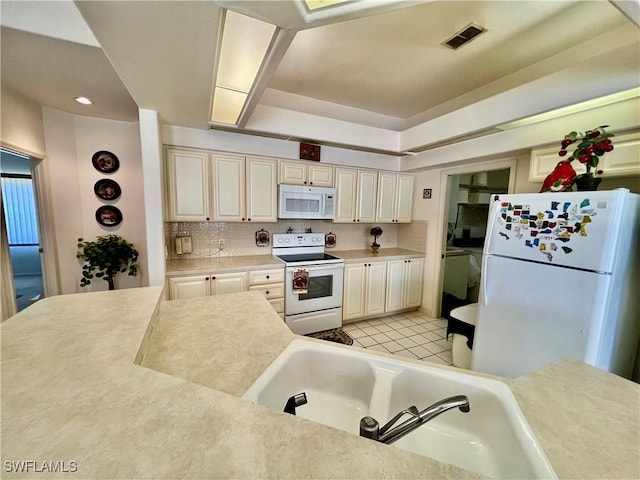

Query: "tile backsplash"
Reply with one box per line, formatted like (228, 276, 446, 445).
(165, 219, 426, 260)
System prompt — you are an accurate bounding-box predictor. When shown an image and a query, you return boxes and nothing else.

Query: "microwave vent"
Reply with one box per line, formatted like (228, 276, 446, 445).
(442, 23, 486, 50)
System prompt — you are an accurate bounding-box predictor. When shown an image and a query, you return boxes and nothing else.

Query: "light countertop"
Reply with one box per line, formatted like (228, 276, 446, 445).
(166, 254, 283, 276)
(2, 287, 638, 479)
(331, 247, 424, 263)
(165, 249, 424, 275)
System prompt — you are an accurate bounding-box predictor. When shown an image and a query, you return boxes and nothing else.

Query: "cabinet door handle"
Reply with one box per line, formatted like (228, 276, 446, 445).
(266, 275, 270, 279)
(265, 291, 269, 295)
(248, 218, 251, 221)
(205, 277, 210, 281)
(356, 219, 360, 222)
(206, 217, 210, 221)
(304, 181, 308, 184)
(242, 217, 245, 221)
(211, 276, 216, 280)
(309, 181, 313, 185)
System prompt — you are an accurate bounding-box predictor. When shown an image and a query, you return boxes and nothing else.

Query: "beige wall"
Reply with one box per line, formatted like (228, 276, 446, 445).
(0, 83, 46, 158)
(43, 108, 147, 294)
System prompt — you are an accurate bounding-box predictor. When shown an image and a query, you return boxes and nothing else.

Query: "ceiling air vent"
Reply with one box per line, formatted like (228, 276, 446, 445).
(442, 23, 486, 50)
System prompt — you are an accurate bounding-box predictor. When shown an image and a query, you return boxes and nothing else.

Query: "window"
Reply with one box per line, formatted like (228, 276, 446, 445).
(1, 175, 39, 246)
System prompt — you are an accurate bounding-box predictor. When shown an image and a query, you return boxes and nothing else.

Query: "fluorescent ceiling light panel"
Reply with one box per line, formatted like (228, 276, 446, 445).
(212, 87, 247, 125)
(304, 0, 352, 11)
(211, 10, 276, 125)
(75, 96, 92, 105)
(216, 11, 276, 92)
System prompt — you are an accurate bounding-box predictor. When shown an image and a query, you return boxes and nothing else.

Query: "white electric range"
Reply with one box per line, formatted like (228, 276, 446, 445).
(273, 233, 344, 335)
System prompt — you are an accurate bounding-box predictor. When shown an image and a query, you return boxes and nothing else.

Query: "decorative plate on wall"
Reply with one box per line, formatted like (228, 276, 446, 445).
(255, 229, 269, 247)
(92, 150, 120, 173)
(325, 232, 336, 248)
(95, 205, 122, 227)
(94, 179, 121, 201)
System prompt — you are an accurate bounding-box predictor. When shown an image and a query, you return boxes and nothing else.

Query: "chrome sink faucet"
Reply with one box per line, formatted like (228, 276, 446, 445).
(359, 395, 470, 444)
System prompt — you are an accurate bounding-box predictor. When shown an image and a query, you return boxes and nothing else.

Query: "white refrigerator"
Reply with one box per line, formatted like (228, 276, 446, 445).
(471, 189, 640, 378)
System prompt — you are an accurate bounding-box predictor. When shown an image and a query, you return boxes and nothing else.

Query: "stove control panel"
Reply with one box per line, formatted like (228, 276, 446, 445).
(273, 233, 325, 247)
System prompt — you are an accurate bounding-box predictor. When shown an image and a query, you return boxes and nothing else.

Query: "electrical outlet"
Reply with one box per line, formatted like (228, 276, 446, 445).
(219, 239, 225, 251)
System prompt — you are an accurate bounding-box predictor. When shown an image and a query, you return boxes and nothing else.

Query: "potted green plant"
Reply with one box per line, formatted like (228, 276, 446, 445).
(370, 226, 383, 253)
(76, 235, 139, 290)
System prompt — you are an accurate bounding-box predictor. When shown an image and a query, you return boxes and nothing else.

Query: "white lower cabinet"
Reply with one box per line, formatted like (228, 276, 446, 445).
(343, 261, 387, 321)
(168, 272, 248, 300)
(249, 268, 285, 314)
(385, 258, 424, 312)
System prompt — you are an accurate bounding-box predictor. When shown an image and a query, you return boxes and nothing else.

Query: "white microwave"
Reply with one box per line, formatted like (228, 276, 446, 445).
(278, 184, 336, 219)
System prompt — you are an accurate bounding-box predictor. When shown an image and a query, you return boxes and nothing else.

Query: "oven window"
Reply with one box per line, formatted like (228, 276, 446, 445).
(285, 197, 320, 213)
(299, 274, 333, 300)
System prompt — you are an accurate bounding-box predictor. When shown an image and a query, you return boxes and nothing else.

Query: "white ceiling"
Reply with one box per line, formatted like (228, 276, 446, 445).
(1, 0, 638, 156)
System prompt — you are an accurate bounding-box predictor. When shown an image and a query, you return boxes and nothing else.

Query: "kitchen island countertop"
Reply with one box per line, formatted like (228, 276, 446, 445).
(2, 287, 638, 479)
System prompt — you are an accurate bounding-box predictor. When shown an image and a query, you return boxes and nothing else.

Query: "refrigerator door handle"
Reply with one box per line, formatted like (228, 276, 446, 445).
(480, 255, 489, 306)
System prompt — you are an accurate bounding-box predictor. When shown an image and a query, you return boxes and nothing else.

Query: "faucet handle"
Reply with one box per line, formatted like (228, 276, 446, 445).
(379, 406, 419, 435)
(359, 416, 380, 440)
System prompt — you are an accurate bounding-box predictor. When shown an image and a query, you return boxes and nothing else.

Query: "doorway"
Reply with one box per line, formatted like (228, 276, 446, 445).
(1, 149, 44, 312)
(434, 162, 515, 317)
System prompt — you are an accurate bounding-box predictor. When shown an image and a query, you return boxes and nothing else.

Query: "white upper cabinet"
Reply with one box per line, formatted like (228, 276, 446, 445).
(212, 154, 277, 222)
(165, 147, 210, 221)
(246, 157, 278, 222)
(529, 131, 640, 181)
(334, 167, 378, 223)
(279, 161, 334, 187)
(212, 154, 245, 222)
(376, 173, 414, 223)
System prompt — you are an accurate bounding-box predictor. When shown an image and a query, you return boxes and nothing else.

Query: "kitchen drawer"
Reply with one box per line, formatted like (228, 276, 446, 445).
(268, 298, 285, 313)
(249, 269, 284, 286)
(249, 283, 284, 300)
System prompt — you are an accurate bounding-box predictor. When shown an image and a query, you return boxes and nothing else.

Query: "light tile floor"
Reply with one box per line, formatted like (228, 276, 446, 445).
(342, 310, 453, 366)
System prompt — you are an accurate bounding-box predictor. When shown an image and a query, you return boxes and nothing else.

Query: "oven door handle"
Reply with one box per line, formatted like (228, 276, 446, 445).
(286, 264, 344, 274)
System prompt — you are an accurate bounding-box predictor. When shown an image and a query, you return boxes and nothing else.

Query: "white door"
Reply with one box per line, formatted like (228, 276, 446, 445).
(357, 170, 378, 223)
(366, 261, 387, 316)
(212, 154, 245, 222)
(376, 172, 397, 223)
(246, 157, 277, 222)
(404, 258, 424, 308)
(279, 161, 307, 185)
(334, 168, 357, 223)
(308, 164, 334, 187)
(210, 272, 247, 295)
(395, 174, 414, 223)
(165, 148, 210, 221)
(343, 263, 366, 320)
(285, 264, 344, 316)
(472, 255, 611, 378)
(485, 191, 624, 272)
(385, 259, 405, 312)
(168, 276, 210, 300)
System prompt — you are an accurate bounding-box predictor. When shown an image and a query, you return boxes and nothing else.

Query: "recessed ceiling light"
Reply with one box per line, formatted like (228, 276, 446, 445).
(74, 96, 93, 105)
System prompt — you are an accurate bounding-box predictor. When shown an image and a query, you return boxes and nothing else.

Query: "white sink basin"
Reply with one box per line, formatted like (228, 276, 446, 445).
(244, 339, 556, 479)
